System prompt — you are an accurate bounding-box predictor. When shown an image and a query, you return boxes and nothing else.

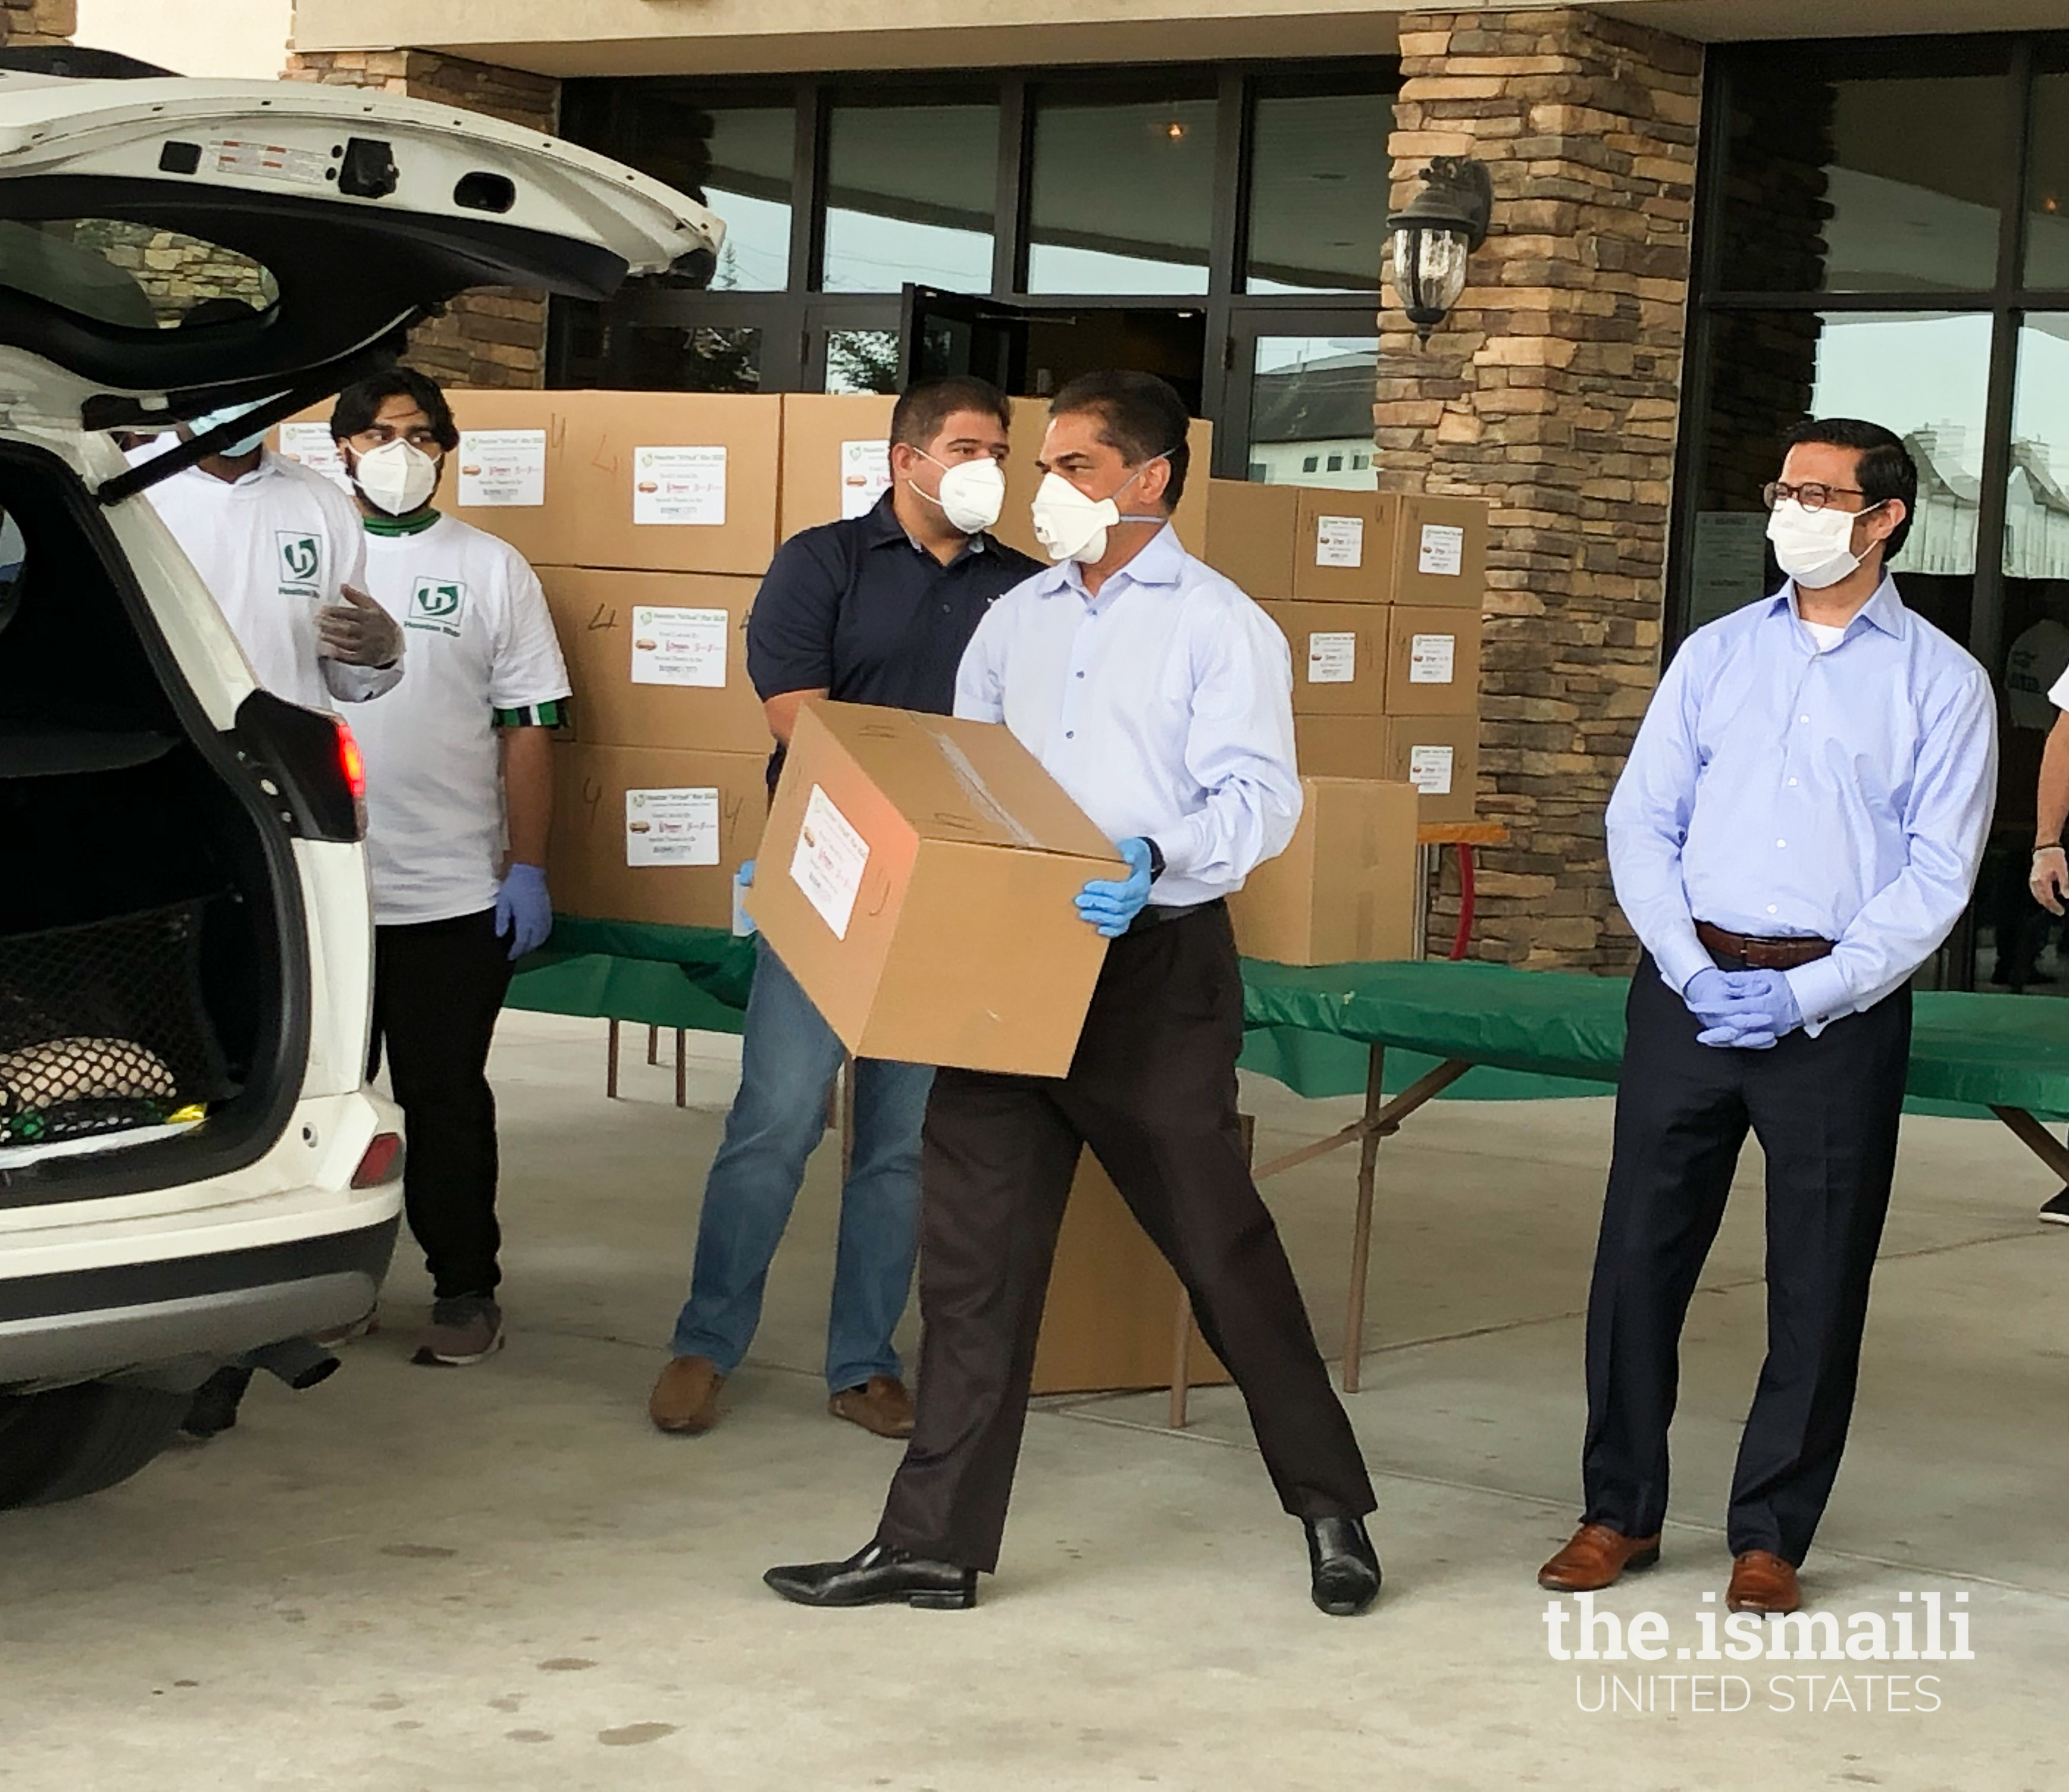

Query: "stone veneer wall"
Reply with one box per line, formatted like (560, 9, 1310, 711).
(284, 50, 562, 389)
(0, 0, 72, 44)
(1378, 8, 1702, 972)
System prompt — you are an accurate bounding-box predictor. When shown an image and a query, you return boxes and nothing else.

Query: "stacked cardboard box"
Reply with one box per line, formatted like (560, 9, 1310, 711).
(1229, 777, 1421, 966)
(1203, 479, 1490, 824)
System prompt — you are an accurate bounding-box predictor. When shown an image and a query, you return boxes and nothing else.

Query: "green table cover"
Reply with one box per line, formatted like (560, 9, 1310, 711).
(508, 924, 2069, 1122)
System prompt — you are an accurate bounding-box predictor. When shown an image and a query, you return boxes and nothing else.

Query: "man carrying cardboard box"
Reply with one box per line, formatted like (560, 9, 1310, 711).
(327, 368, 572, 1369)
(649, 377, 1042, 1442)
(764, 371, 1382, 1617)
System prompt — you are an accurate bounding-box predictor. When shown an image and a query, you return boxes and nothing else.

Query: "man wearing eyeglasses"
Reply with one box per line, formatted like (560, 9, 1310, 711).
(1538, 419, 1996, 1617)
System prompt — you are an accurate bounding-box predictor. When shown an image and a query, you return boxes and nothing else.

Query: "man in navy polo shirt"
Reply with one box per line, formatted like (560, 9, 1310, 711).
(649, 376, 1040, 1442)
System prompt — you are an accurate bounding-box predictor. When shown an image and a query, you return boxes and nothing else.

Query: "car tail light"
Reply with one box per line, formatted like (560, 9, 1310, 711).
(351, 1131, 404, 1188)
(335, 719, 367, 803)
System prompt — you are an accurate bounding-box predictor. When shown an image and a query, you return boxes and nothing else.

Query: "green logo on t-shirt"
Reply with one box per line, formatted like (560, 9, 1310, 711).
(408, 575, 467, 636)
(277, 532, 322, 593)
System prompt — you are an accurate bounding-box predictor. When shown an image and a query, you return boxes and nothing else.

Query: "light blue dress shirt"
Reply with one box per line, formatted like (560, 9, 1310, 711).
(1607, 577, 1997, 1033)
(955, 524, 1302, 908)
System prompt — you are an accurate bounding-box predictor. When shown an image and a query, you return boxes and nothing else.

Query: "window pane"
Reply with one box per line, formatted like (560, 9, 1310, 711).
(1027, 84, 1217, 295)
(610, 95, 794, 291)
(579, 323, 764, 394)
(1246, 337, 1378, 488)
(1685, 309, 1991, 631)
(2026, 73, 2069, 289)
(825, 328, 902, 394)
(1245, 84, 1394, 294)
(822, 98, 998, 293)
(1714, 52, 2009, 293)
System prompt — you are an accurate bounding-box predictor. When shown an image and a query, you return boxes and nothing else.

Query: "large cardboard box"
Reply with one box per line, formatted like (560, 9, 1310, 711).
(1231, 778, 1419, 966)
(553, 391, 782, 575)
(1260, 600, 1387, 716)
(1292, 489, 1491, 609)
(548, 744, 767, 929)
(1203, 478, 1299, 598)
(779, 392, 897, 542)
(443, 388, 565, 567)
(995, 396, 1213, 565)
(542, 567, 770, 757)
(1294, 715, 1389, 781)
(1031, 1146, 1231, 1397)
(1382, 715, 1480, 824)
(753, 702, 1119, 1076)
(1382, 604, 1482, 718)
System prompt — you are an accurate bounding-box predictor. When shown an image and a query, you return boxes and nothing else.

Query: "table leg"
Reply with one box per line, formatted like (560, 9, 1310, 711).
(675, 1029, 688, 1109)
(1343, 1044, 1386, 1394)
(646, 1024, 660, 1067)
(1991, 1106, 2069, 1183)
(1168, 1287, 1192, 1431)
(606, 1019, 622, 1100)
(1450, 844, 1478, 961)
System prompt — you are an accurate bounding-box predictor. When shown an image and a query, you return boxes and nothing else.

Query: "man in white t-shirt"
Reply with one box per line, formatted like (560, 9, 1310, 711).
(135, 409, 405, 711)
(2024, 649, 2069, 1227)
(329, 367, 571, 1365)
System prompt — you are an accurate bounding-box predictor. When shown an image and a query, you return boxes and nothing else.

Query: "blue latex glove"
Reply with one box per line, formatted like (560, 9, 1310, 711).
(733, 859, 757, 938)
(1075, 837, 1155, 938)
(494, 862, 553, 961)
(1683, 967, 1756, 1031)
(1695, 968, 1804, 1051)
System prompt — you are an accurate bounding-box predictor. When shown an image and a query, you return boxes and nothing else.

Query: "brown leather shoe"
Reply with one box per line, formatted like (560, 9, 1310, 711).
(649, 1355, 725, 1435)
(1537, 1523, 1663, 1592)
(828, 1375, 915, 1439)
(1727, 1550, 1801, 1615)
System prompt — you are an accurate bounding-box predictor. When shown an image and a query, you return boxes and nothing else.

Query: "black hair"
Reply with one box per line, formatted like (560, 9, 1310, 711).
(889, 376, 1013, 454)
(328, 365, 460, 452)
(1048, 370, 1191, 510)
(1783, 417, 1918, 562)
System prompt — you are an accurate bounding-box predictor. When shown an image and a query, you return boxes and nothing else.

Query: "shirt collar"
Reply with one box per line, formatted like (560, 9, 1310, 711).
(860, 488, 989, 561)
(1033, 522, 1184, 603)
(1770, 574, 1907, 645)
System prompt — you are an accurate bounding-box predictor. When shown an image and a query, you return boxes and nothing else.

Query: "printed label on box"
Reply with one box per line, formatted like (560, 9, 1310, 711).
(1315, 515, 1365, 569)
(1407, 745, 1456, 795)
(625, 787, 720, 867)
(790, 784, 872, 941)
(1408, 633, 1457, 684)
(1418, 522, 1465, 577)
(629, 606, 729, 689)
(277, 423, 349, 491)
(457, 430, 547, 507)
(633, 445, 728, 526)
(1306, 631, 1359, 684)
(839, 440, 892, 519)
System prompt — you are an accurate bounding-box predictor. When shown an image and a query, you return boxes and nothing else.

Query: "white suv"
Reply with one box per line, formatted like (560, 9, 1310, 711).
(0, 62, 719, 1505)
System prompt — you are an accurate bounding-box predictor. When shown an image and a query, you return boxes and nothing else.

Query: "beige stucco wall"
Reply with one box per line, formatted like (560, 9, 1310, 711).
(288, 0, 2069, 76)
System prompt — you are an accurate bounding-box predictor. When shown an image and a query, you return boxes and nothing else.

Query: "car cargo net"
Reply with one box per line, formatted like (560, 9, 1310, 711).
(0, 898, 236, 1146)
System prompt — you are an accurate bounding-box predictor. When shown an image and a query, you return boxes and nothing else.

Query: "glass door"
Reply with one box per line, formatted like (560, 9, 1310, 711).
(1220, 313, 1382, 485)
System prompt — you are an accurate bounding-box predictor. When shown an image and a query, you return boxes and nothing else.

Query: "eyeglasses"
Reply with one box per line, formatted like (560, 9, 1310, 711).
(1761, 480, 1875, 513)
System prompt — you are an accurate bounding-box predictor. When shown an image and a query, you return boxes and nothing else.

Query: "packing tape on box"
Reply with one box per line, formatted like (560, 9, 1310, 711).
(919, 722, 1042, 849)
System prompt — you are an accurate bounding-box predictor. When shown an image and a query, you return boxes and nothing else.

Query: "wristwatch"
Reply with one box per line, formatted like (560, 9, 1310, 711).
(1143, 837, 1167, 882)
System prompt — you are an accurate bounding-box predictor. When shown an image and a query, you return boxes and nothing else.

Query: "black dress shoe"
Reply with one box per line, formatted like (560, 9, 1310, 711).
(1305, 1516, 1382, 1616)
(763, 1540, 976, 1611)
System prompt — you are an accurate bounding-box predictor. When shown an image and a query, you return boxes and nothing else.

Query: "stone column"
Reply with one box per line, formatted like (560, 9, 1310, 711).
(1378, 8, 1703, 973)
(285, 50, 562, 389)
(0, 1, 75, 44)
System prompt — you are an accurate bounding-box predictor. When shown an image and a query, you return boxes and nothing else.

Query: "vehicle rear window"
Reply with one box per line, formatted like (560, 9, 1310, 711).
(0, 219, 279, 329)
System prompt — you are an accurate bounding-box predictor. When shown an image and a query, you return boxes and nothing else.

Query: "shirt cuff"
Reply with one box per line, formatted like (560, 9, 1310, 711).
(1651, 925, 1714, 997)
(1784, 955, 1853, 1032)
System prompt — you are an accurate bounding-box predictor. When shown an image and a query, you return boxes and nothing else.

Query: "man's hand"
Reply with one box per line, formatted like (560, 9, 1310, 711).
(317, 584, 403, 667)
(2032, 845, 2068, 917)
(1683, 967, 1754, 1031)
(494, 863, 553, 962)
(1694, 969, 1804, 1051)
(1075, 839, 1154, 938)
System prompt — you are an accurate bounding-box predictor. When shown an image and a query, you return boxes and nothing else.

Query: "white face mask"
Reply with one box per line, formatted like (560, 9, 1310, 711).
(912, 451, 1005, 535)
(1767, 497, 1878, 591)
(352, 437, 442, 517)
(1030, 459, 1165, 564)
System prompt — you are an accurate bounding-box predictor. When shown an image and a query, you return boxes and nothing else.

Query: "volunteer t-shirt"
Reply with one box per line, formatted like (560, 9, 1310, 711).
(133, 444, 395, 711)
(348, 513, 571, 926)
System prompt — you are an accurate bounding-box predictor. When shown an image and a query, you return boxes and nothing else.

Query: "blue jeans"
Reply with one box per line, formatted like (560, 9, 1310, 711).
(669, 937, 932, 1391)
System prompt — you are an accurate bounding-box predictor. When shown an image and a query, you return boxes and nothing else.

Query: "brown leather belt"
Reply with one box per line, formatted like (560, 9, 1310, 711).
(1695, 920, 1834, 971)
